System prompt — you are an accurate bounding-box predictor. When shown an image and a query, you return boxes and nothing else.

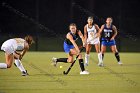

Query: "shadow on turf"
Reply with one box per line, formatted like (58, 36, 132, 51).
(27, 63, 68, 86)
(90, 57, 138, 87)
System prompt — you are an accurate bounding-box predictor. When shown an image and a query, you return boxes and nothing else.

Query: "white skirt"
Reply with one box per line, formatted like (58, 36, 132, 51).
(1, 39, 17, 54)
(87, 37, 100, 45)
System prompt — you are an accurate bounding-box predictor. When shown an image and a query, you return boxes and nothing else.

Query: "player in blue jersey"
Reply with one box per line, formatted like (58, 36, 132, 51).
(52, 23, 89, 74)
(99, 17, 123, 66)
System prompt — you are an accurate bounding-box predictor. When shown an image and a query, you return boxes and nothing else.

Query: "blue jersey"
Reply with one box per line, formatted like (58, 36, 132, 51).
(102, 24, 114, 41)
(101, 24, 116, 46)
(64, 30, 79, 53)
(64, 31, 79, 45)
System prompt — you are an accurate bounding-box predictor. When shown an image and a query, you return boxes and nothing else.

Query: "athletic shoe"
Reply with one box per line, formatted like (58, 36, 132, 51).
(52, 57, 57, 67)
(80, 71, 89, 75)
(22, 70, 29, 76)
(84, 63, 88, 66)
(98, 62, 104, 67)
(118, 61, 123, 65)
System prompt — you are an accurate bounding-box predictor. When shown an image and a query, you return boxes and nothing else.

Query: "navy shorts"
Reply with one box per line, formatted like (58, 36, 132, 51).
(63, 42, 74, 53)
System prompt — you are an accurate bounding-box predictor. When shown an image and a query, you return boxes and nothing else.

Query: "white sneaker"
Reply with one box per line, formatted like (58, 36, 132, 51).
(118, 61, 123, 65)
(98, 62, 104, 67)
(80, 71, 89, 75)
(52, 57, 57, 67)
(84, 63, 88, 66)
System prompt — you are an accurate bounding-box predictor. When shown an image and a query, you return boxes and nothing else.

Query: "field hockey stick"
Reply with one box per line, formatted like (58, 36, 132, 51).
(63, 47, 84, 75)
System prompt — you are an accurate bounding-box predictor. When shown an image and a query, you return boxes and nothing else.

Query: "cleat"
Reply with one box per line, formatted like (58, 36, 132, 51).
(98, 62, 104, 67)
(84, 63, 88, 66)
(52, 57, 57, 67)
(80, 70, 89, 75)
(22, 70, 28, 76)
(118, 61, 123, 65)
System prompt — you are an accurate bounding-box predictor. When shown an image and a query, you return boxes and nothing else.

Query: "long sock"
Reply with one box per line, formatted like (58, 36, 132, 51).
(79, 59, 85, 71)
(85, 54, 90, 64)
(14, 59, 26, 72)
(0, 63, 7, 69)
(98, 53, 103, 63)
(115, 52, 120, 62)
(56, 58, 68, 63)
(102, 53, 104, 60)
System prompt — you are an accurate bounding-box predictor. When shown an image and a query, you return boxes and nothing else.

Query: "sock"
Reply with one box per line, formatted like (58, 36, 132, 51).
(0, 63, 7, 69)
(102, 53, 104, 60)
(79, 59, 85, 71)
(98, 53, 103, 63)
(85, 54, 90, 64)
(115, 52, 120, 62)
(14, 59, 26, 72)
(56, 58, 68, 63)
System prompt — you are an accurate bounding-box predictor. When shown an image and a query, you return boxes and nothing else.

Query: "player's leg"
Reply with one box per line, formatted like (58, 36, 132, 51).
(52, 48, 76, 66)
(0, 53, 13, 69)
(52, 42, 73, 66)
(52, 57, 68, 66)
(14, 54, 28, 76)
(110, 45, 123, 65)
(69, 48, 89, 74)
(94, 43, 103, 64)
(85, 44, 92, 66)
(99, 45, 106, 66)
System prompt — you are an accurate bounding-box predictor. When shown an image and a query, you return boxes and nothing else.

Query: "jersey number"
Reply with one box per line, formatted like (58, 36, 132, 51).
(105, 32, 110, 37)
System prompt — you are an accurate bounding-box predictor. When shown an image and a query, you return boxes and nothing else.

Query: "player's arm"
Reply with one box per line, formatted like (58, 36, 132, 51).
(98, 25, 104, 38)
(19, 43, 29, 60)
(99, 25, 104, 34)
(84, 25, 87, 41)
(110, 25, 117, 40)
(67, 33, 80, 54)
(95, 24, 100, 37)
(78, 30, 85, 47)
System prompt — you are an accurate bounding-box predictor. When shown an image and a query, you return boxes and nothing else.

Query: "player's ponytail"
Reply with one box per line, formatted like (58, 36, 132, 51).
(25, 35, 34, 45)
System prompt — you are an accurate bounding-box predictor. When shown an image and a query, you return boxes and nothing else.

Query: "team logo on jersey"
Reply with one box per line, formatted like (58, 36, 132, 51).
(104, 29, 112, 32)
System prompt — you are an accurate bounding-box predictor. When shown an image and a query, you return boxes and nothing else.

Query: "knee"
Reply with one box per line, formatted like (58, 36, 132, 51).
(7, 64, 12, 68)
(101, 50, 105, 54)
(78, 54, 82, 59)
(112, 49, 117, 53)
(96, 50, 100, 53)
(86, 51, 90, 54)
(67, 59, 73, 63)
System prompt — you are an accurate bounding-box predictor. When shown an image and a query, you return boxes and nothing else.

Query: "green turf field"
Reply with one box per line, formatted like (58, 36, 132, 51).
(0, 52, 140, 93)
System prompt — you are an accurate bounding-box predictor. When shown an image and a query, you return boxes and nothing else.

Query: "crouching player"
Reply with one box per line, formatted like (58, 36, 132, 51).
(0, 35, 34, 76)
(52, 23, 89, 74)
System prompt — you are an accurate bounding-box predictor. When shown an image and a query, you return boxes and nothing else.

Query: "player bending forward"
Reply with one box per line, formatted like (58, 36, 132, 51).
(52, 23, 89, 74)
(84, 16, 102, 66)
(0, 35, 34, 76)
(99, 17, 123, 66)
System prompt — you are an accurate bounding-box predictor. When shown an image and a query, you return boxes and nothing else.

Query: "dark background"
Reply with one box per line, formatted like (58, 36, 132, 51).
(0, 0, 140, 52)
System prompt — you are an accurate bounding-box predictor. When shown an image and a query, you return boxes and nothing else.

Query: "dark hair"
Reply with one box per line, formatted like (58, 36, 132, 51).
(69, 23, 77, 28)
(25, 35, 34, 45)
(107, 17, 113, 21)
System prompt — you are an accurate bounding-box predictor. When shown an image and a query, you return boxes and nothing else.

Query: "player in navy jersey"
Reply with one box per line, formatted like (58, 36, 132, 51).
(52, 23, 89, 74)
(99, 17, 123, 66)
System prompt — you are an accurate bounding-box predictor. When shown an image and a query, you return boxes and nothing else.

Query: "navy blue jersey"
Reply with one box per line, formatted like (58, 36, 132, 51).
(102, 24, 114, 40)
(64, 30, 79, 45)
